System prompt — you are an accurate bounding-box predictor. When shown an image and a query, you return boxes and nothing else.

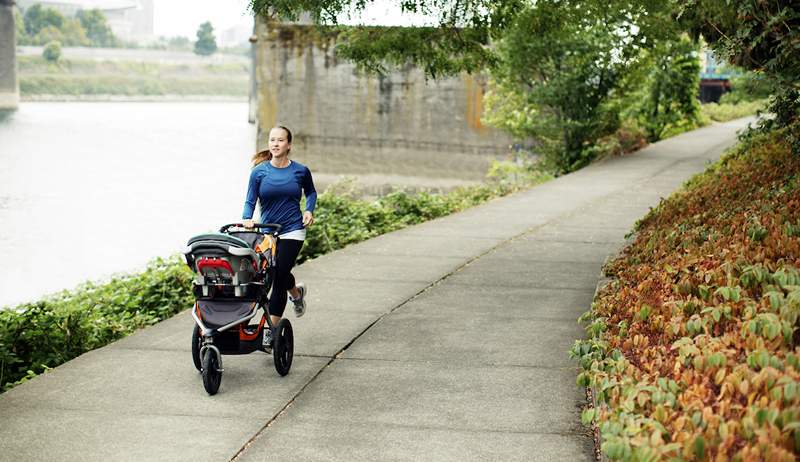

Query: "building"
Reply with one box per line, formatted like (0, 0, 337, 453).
(699, 49, 733, 103)
(17, 0, 154, 43)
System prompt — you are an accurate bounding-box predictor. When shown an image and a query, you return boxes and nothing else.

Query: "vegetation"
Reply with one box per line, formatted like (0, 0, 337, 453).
(679, 0, 800, 139)
(42, 41, 61, 63)
(635, 37, 702, 143)
(1, 258, 194, 392)
(194, 21, 218, 56)
(0, 159, 549, 392)
(17, 4, 118, 47)
(18, 56, 249, 97)
(700, 100, 767, 124)
(567, 2, 800, 458)
(76, 9, 117, 48)
(572, 127, 800, 461)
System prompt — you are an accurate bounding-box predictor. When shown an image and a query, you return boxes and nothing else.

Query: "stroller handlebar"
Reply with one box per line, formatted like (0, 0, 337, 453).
(220, 222, 283, 235)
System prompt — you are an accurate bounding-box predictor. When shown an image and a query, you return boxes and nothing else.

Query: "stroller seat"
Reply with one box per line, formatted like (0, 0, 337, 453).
(184, 233, 262, 299)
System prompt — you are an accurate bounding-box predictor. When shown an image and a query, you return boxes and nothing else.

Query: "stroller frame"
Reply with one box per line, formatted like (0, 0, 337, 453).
(184, 222, 294, 395)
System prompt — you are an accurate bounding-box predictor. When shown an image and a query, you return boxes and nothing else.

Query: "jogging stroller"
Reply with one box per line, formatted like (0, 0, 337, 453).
(183, 223, 293, 395)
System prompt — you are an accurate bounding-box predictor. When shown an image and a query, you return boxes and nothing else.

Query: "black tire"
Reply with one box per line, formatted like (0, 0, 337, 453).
(201, 349, 222, 395)
(191, 326, 202, 371)
(273, 318, 293, 376)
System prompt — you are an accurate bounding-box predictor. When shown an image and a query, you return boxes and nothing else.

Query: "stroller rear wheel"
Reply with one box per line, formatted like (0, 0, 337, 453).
(201, 349, 222, 395)
(273, 318, 293, 376)
(191, 326, 202, 371)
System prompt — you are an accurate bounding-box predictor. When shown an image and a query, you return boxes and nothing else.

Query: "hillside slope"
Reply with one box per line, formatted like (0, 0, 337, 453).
(575, 127, 800, 461)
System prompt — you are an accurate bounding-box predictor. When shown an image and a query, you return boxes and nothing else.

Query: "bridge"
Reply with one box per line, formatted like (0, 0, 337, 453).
(0, 0, 18, 110)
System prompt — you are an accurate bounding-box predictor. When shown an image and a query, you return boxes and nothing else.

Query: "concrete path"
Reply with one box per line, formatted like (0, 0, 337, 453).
(0, 118, 752, 461)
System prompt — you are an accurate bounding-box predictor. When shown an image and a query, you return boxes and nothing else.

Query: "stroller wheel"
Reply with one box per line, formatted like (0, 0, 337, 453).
(191, 326, 202, 371)
(273, 318, 293, 376)
(201, 350, 222, 395)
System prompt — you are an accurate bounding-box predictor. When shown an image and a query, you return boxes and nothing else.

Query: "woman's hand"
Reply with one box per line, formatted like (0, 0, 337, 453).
(302, 211, 314, 227)
(242, 219, 255, 229)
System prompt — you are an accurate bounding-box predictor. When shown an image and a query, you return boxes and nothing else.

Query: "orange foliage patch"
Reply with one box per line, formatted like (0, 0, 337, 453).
(574, 128, 800, 461)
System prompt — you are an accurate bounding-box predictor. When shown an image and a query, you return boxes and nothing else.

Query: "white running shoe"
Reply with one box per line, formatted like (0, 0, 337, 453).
(290, 283, 307, 317)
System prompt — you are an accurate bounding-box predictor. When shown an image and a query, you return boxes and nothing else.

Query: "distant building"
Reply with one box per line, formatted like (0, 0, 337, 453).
(699, 49, 732, 103)
(219, 22, 252, 48)
(17, 0, 154, 43)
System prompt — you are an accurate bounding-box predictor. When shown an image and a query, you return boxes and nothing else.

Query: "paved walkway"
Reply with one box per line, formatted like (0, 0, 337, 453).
(0, 119, 752, 461)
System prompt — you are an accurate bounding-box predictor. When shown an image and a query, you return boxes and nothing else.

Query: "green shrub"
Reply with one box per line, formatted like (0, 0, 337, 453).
(0, 257, 194, 391)
(700, 99, 766, 123)
(42, 41, 61, 62)
(0, 161, 551, 392)
(720, 72, 774, 105)
(636, 37, 702, 142)
(300, 163, 551, 262)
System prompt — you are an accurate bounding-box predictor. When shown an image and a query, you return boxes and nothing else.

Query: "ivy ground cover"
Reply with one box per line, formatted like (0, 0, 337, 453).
(573, 128, 800, 461)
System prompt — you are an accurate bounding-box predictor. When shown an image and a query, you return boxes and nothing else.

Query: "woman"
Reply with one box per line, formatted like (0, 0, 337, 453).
(242, 125, 316, 349)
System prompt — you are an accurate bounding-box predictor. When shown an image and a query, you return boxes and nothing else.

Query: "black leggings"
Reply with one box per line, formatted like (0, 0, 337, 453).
(267, 238, 304, 317)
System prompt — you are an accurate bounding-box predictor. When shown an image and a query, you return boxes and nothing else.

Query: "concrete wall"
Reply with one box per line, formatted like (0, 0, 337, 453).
(253, 20, 512, 180)
(0, 0, 19, 110)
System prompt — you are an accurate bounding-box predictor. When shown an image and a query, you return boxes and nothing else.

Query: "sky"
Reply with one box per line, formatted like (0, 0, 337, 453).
(152, 0, 436, 39)
(153, 0, 253, 38)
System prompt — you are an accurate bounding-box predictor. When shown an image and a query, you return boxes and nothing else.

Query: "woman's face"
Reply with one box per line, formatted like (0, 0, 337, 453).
(269, 128, 291, 159)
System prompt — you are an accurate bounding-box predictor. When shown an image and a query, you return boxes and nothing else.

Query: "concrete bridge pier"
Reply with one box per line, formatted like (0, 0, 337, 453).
(0, 0, 19, 110)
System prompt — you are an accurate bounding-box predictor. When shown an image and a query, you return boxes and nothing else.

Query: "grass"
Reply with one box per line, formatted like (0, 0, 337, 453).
(18, 56, 249, 97)
(700, 99, 767, 123)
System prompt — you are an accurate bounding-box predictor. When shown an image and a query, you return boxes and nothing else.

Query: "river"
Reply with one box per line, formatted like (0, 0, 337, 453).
(0, 102, 256, 308)
(0, 102, 486, 308)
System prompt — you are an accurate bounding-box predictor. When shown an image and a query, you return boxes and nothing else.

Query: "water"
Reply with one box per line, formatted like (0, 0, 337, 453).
(0, 102, 488, 308)
(0, 102, 256, 308)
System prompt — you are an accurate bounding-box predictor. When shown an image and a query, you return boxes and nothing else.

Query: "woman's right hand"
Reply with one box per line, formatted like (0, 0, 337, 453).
(242, 219, 255, 229)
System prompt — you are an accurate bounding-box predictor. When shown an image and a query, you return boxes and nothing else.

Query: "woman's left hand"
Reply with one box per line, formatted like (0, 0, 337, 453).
(303, 211, 314, 227)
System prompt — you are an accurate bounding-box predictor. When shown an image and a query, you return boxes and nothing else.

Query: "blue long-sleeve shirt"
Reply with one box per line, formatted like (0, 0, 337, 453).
(242, 160, 317, 235)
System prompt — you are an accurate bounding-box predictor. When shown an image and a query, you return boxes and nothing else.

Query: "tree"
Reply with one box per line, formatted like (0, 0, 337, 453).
(678, 0, 799, 132)
(248, 0, 679, 79)
(636, 37, 701, 142)
(14, 6, 25, 42)
(194, 21, 217, 56)
(23, 4, 64, 36)
(249, 0, 687, 172)
(76, 9, 117, 47)
(484, 2, 652, 172)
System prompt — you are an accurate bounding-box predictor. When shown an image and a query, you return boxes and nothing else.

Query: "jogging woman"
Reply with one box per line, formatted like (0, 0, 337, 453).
(242, 125, 316, 349)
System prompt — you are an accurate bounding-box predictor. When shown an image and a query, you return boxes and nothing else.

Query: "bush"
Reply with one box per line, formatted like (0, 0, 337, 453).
(636, 37, 702, 142)
(573, 128, 800, 461)
(0, 257, 194, 391)
(300, 163, 551, 262)
(42, 41, 61, 62)
(700, 99, 766, 123)
(720, 72, 774, 105)
(1, 160, 551, 392)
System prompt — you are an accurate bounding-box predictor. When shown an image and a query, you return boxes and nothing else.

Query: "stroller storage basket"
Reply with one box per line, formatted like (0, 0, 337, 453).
(195, 300, 257, 329)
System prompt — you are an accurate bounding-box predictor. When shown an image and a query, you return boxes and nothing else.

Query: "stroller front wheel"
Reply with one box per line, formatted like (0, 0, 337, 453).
(201, 349, 222, 395)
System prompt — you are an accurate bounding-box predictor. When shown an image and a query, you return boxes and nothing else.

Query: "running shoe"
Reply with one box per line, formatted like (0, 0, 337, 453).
(290, 282, 307, 317)
(262, 327, 273, 353)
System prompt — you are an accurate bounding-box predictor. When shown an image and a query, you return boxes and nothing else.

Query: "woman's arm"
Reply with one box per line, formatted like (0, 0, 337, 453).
(302, 167, 317, 226)
(302, 167, 317, 213)
(242, 167, 261, 223)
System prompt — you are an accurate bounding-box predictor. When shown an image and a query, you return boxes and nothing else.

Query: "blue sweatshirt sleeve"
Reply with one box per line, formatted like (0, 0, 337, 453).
(242, 167, 260, 219)
(303, 166, 317, 213)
